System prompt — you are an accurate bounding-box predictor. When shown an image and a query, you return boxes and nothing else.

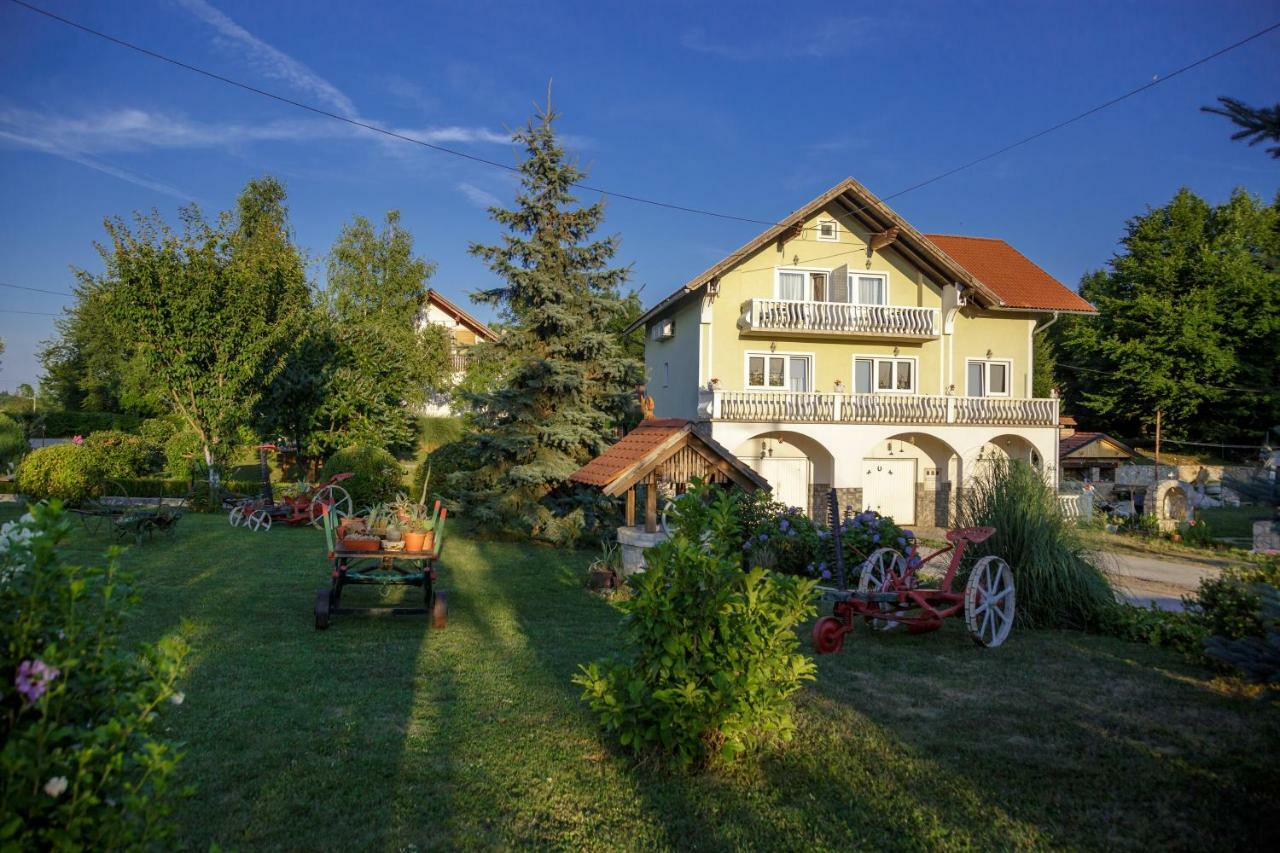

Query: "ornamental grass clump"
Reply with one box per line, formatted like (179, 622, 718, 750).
(959, 457, 1114, 629)
(574, 483, 817, 769)
(0, 502, 189, 848)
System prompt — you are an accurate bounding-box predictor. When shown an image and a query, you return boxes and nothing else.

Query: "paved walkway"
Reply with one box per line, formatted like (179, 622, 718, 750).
(1103, 552, 1229, 611)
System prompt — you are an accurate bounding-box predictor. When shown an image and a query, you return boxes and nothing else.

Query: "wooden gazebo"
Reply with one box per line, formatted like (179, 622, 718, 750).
(570, 417, 769, 532)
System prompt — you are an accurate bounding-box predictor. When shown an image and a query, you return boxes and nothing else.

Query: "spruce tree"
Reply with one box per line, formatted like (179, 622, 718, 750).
(456, 101, 643, 540)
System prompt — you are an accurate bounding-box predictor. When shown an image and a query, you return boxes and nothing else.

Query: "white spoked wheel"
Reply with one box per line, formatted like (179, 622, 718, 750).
(965, 556, 1016, 648)
(246, 509, 272, 532)
(309, 485, 353, 529)
(229, 504, 244, 527)
(858, 548, 907, 631)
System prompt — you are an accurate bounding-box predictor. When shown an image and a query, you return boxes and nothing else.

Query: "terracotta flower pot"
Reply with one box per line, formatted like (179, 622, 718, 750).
(404, 530, 428, 552)
(342, 537, 381, 552)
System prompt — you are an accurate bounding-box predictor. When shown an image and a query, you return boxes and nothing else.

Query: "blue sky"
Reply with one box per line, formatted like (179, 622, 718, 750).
(1, 0, 1277, 390)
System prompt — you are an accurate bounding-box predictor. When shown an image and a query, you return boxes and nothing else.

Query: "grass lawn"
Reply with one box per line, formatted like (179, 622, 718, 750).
(10, 506, 1279, 850)
(1199, 506, 1273, 540)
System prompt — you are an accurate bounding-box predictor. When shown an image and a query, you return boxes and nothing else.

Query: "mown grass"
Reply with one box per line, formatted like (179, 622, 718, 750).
(9, 506, 1279, 851)
(1199, 506, 1273, 540)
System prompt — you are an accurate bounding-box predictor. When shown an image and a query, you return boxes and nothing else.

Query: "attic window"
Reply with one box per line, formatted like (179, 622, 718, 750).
(817, 220, 838, 242)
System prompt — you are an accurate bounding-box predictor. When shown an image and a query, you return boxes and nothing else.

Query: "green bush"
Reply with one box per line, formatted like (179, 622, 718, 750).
(1098, 603, 1206, 656)
(163, 430, 205, 480)
(1204, 583, 1280, 685)
(323, 445, 403, 508)
(138, 415, 183, 449)
(1116, 511, 1158, 537)
(0, 502, 189, 847)
(959, 458, 1115, 630)
(14, 444, 101, 506)
(0, 413, 25, 470)
(1175, 515, 1216, 548)
(1189, 559, 1280, 640)
(574, 483, 818, 768)
(416, 416, 464, 455)
(83, 430, 157, 479)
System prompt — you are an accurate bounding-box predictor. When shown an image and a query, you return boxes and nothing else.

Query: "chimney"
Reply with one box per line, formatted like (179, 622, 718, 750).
(1058, 415, 1077, 438)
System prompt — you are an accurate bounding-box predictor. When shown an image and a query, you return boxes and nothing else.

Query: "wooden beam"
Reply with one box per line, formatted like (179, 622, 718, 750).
(625, 488, 635, 527)
(644, 475, 658, 533)
(869, 226, 899, 253)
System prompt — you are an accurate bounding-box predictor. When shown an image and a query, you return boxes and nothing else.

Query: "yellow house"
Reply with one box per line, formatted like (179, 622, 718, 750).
(626, 177, 1096, 525)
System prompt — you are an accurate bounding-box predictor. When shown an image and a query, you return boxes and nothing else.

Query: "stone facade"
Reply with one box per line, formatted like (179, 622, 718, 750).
(915, 482, 952, 528)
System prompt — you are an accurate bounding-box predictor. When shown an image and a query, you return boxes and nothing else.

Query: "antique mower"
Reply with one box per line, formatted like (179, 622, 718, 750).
(812, 490, 1016, 652)
(226, 444, 354, 531)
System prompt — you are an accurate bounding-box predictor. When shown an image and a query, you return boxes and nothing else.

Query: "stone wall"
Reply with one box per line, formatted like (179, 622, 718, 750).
(915, 483, 952, 528)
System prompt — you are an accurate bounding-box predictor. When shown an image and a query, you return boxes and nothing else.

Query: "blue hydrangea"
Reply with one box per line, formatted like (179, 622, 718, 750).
(742, 541, 751, 550)
(779, 518, 790, 532)
(821, 568, 832, 579)
(902, 529, 915, 539)
(872, 533, 881, 543)
(759, 533, 769, 542)
(896, 537, 906, 546)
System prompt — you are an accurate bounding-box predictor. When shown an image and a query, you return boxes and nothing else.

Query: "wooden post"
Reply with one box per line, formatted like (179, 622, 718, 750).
(625, 488, 635, 528)
(644, 474, 658, 533)
(1154, 408, 1163, 486)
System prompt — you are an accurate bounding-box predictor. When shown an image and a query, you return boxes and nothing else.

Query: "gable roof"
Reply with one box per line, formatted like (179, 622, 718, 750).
(627, 177, 1094, 332)
(570, 418, 769, 496)
(1060, 431, 1135, 459)
(425, 289, 499, 341)
(925, 235, 1095, 314)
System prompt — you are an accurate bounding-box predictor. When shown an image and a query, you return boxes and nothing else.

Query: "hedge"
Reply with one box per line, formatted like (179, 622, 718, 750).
(0, 478, 263, 501)
(21, 410, 143, 438)
(14, 444, 100, 505)
(321, 446, 403, 507)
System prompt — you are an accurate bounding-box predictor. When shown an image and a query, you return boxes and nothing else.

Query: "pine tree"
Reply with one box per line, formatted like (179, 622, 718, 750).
(455, 100, 643, 540)
(1202, 97, 1280, 159)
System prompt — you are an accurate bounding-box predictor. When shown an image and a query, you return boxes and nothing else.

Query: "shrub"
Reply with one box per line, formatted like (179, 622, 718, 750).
(0, 502, 189, 847)
(739, 501, 821, 576)
(1204, 583, 1280, 685)
(1188, 559, 1280, 640)
(1117, 511, 1158, 537)
(959, 458, 1115, 630)
(14, 444, 100, 506)
(138, 415, 183, 449)
(574, 483, 818, 768)
(414, 440, 474, 506)
(323, 445, 402, 507)
(1098, 603, 1206, 656)
(0, 413, 25, 470)
(163, 430, 205, 480)
(82, 430, 157, 479)
(1176, 515, 1216, 548)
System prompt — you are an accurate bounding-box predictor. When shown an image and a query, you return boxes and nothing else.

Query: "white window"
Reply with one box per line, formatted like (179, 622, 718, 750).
(852, 274, 888, 305)
(967, 359, 1011, 397)
(817, 219, 839, 242)
(747, 353, 812, 392)
(776, 268, 835, 303)
(853, 356, 916, 394)
(777, 270, 805, 301)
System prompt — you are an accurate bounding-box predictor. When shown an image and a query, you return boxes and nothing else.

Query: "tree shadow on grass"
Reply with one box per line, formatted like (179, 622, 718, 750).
(106, 513, 436, 850)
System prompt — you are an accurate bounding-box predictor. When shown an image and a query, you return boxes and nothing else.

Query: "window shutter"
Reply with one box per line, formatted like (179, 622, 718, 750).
(829, 264, 849, 302)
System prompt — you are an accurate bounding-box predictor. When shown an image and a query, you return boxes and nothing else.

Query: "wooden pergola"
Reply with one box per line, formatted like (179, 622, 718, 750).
(570, 418, 769, 532)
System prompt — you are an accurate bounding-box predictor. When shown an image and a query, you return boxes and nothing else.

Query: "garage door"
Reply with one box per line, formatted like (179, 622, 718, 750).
(756, 457, 811, 515)
(862, 458, 916, 524)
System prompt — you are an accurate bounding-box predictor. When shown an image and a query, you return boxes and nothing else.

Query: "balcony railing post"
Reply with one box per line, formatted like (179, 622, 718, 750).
(712, 390, 722, 420)
(946, 396, 956, 424)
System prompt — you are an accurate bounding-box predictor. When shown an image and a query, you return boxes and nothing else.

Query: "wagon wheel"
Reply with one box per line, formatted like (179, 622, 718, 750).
(309, 485, 353, 529)
(964, 556, 1016, 648)
(245, 509, 272, 532)
(432, 590, 448, 630)
(228, 504, 245, 527)
(314, 589, 330, 630)
(811, 616, 846, 654)
(858, 548, 907, 631)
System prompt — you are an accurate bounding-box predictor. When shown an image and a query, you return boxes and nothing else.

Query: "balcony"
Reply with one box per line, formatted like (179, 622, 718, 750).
(739, 298, 939, 340)
(698, 390, 1059, 427)
(449, 349, 470, 373)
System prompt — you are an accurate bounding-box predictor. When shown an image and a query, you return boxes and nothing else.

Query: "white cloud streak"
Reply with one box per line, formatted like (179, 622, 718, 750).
(0, 129, 196, 200)
(681, 17, 873, 61)
(174, 0, 358, 118)
(457, 182, 503, 209)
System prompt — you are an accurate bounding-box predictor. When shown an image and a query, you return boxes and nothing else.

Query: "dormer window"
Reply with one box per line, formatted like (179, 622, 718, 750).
(817, 219, 838, 242)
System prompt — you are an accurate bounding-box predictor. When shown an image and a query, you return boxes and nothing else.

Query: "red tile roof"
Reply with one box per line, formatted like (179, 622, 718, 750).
(570, 419, 692, 488)
(1060, 431, 1134, 458)
(925, 235, 1095, 313)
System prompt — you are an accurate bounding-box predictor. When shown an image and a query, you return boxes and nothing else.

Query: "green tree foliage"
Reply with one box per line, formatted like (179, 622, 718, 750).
(93, 177, 311, 496)
(1203, 96, 1280, 159)
(14, 444, 100, 506)
(257, 211, 451, 461)
(1032, 331, 1057, 398)
(452, 103, 644, 539)
(1051, 188, 1280, 441)
(319, 445, 402, 507)
(574, 483, 817, 768)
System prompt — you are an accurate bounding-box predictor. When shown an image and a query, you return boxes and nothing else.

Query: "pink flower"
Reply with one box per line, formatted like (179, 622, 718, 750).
(15, 659, 60, 704)
(71, 435, 84, 445)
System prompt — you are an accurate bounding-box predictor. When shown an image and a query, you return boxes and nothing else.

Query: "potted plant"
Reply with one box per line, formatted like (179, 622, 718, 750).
(364, 503, 392, 537)
(341, 532, 381, 552)
(337, 515, 367, 540)
(587, 540, 623, 591)
(403, 505, 435, 553)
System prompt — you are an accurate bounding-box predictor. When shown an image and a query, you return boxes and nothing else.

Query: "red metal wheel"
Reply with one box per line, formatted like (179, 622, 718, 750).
(432, 590, 448, 629)
(812, 616, 846, 654)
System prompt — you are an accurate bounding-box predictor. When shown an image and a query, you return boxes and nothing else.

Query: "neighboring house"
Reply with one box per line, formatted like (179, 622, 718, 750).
(416, 289, 499, 415)
(626, 177, 1096, 524)
(1058, 416, 1135, 482)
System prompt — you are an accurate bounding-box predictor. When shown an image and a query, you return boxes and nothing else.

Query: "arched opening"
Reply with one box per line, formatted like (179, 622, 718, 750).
(859, 432, 961, 528)
(732, 430, 835, 518)
(970, 434, 1043, 473)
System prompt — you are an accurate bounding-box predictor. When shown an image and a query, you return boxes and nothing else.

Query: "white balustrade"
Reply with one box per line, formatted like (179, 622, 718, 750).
(700, 390, 1058, 427)
(1058, 493, 1094, 521)
(743, 298, 939, 338)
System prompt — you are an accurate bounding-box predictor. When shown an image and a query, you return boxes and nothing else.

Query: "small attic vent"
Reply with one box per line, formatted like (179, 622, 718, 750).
(650, 319, 675, 341)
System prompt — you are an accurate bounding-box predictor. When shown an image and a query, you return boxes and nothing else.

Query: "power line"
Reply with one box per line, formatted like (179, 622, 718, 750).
(0, 308, 60, 316)
(8, 0, 1280, 245)
(0, 281, 74, 298)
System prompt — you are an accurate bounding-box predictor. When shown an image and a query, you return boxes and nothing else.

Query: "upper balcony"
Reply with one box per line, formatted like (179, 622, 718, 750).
(739, 298, 940, 340)
(697, 389, 1059, 427)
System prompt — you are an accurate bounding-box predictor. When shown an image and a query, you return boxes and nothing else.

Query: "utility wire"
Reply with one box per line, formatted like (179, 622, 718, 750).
(8, 0, 1280, 242)
(0, 308, 61, 316)
(0, 281, 74, 298)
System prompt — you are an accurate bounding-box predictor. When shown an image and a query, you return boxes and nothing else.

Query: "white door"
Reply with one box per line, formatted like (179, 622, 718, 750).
(757, 457, 811, 515)
(862, 458, 916, 524)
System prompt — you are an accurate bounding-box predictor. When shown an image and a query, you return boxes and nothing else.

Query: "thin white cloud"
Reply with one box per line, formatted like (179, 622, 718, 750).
(457, 182, 503, 209)
(397, 125, 511, 145)
(174, 0, 358, 118)
(0, 129, 195, 200)
(681, 17, 872, 61)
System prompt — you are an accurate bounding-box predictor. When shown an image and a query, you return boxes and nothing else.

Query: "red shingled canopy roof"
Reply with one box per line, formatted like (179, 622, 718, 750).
(570, 419, 692, 488)
(926, 234, 1096, 313)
